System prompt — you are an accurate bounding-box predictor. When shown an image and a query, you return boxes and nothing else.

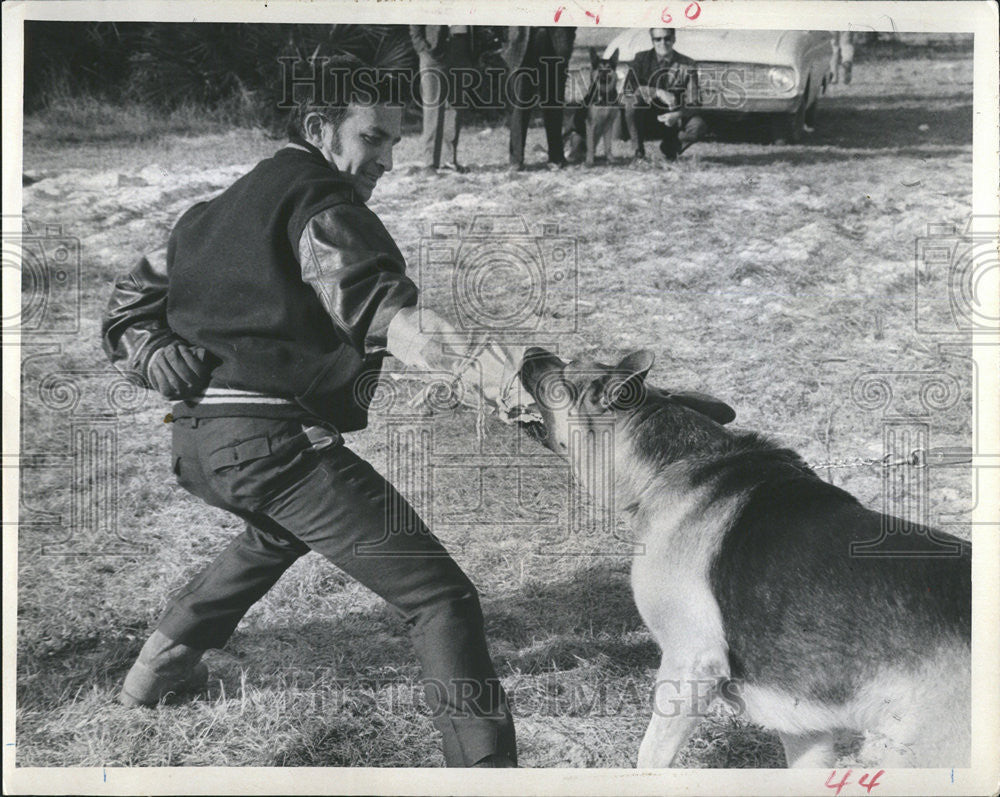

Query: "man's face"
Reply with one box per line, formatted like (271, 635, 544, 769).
(650, 29, 676, 59)
(311, 103, 402, 202)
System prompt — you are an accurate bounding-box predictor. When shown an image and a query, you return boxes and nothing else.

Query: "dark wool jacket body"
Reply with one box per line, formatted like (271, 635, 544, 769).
(102, 140, 418, 431)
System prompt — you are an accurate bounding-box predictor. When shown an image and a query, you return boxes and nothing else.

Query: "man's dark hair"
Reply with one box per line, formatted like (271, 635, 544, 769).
(649, 27, 677, 39)
(285, 52, 404, 140)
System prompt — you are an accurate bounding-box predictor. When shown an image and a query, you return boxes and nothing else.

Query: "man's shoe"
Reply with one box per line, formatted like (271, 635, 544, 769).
(119, 629, 208, 708)
(659, 140, 680, 161)
(438, 162, 469, 174)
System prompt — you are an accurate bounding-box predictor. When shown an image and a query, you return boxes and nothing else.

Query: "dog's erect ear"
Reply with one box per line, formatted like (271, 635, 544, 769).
(616, 350, 655, 377)
(589, 47, 599, 70)
(608, 48, 620, 70)
(601, 350, 655, 410)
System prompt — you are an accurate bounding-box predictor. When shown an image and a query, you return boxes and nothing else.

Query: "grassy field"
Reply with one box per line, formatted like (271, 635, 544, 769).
(15, 37, 975, 769)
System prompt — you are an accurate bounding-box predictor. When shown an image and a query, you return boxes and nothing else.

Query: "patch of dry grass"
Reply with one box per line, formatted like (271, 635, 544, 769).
(16, 44, 974, 769)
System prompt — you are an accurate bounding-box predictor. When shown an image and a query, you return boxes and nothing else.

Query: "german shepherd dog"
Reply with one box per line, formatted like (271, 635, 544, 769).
(518, 347, 971, 768)
(565, 48, 622, 166)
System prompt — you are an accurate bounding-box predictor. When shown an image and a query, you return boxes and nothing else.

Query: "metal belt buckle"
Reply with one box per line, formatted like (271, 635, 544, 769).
(301, 423, 341, 451)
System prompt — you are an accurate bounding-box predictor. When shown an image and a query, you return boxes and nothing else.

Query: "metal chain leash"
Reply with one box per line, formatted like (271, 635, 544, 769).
(389, 361, 975, 470)
(808, 447, 973, 471)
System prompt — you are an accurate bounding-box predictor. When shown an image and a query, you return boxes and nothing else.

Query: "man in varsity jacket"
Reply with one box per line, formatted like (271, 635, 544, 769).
(102, 59, 518, 768)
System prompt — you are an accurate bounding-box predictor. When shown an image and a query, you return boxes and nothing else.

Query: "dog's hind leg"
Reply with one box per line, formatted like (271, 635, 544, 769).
(637, 648, 727, 767)
(778, 731, 837, 768)
(633, 577, 730, 767)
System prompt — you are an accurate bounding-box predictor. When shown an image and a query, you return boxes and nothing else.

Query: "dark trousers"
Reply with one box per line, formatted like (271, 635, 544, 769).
(625, 98, 707, 156)
(157, 415, 515, 767)
(417, 36, 471, 168)
(508, 32, 568, 166)
(418, 53, 459, 168)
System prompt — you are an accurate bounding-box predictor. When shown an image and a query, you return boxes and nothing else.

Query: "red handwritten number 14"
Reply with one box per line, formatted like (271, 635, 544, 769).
(826, 769, 885, 796)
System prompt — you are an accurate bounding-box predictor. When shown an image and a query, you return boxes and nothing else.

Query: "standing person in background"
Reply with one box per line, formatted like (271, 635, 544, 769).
(830, 30, 855, 84)
(503, 26, 576, 171)
(409, 25, 473, 173)
(624, 28, 706, 161)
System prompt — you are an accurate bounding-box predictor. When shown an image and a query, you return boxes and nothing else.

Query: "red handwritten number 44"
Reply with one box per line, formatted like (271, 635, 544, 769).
(661, 3, 702, 23)
(825, 770, 885, 796)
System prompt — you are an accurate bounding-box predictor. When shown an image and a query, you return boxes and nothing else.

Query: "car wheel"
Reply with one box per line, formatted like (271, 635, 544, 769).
(770, 90, 807, 144)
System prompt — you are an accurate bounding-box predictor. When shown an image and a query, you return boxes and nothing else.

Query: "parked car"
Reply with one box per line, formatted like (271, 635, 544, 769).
(602, 28, 835, 143)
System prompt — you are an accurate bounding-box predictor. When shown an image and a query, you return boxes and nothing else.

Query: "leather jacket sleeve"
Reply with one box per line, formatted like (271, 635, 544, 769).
(101, 247, 184, 380)
(296, 205, 419, 357)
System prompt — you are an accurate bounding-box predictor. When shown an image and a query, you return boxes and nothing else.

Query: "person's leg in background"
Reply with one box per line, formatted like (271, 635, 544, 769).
(539, 53, 569, 166)
(419, 53, 448, 169)
(677, 113, 708, 154)
(622, 92, 644, 158)
(440, 32, 471, 172)
(508, 58, 538, 169)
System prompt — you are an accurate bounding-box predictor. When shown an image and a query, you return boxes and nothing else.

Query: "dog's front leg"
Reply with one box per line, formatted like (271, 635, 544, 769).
(585, 116, 597, 166)
(604, 121, 613, 162)
(623, 94, 643, 158)
(778, 731, 837, 768)
(637, 649, 728, 768)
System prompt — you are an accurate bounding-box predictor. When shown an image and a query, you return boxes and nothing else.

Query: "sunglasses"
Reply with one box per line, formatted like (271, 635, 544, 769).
(651, 36, 675, 43)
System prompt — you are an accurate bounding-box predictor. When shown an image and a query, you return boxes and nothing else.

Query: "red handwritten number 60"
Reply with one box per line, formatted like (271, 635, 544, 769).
(661, 3, 701, 23)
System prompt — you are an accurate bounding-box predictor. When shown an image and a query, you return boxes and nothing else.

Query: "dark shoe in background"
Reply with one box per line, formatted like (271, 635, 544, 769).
(659, 139, 680, 161)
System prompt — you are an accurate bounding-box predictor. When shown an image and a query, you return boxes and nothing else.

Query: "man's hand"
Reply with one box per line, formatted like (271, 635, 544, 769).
(146, 341, 214, 400)
(387, 307, 472, 372)
(456, 341, 524, 410)
(654, 88, 677, 107)
(657, 110, 684, 127)
(387, 308, 531, 414)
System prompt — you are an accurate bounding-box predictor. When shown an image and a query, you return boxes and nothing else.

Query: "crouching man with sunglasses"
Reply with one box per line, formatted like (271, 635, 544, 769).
(623, 27, 707, 161)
